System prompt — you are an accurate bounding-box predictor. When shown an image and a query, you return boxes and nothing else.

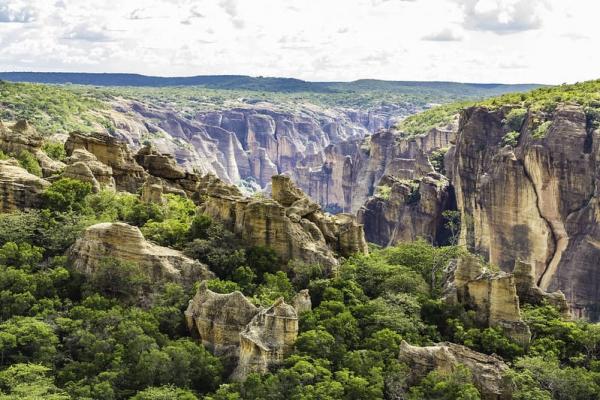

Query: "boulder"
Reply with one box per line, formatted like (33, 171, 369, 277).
(67, 222, 213, 297)
(0, 159, 49, 211)
(398, 341, 511, 400)
(135, 145, 187, 180)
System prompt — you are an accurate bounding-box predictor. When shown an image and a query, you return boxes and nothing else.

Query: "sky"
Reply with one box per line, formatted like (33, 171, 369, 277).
(0, 0, 597, 84)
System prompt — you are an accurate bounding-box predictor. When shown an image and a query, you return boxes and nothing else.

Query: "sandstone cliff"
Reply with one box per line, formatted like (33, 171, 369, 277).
(398, 340, 511, 400)
(450, 104, 600, 318)
(67, 222, 213, 298)
(358, 172, 453, 246)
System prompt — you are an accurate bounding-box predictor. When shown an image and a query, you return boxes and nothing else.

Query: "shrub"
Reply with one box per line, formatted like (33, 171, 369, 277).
(41, 178, 92, 212)
(532, 121, 552, 139)
(375, 185, 392, 200)
(16, 150, 42, 177)
(41, 141, 66, 162)
(503, 108, 528, 131)
(502, 130, 521, 147)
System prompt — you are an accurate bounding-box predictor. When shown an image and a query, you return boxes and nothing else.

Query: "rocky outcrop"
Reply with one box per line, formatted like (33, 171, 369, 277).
(451, 104, 600, 319)
(358, 172, 453, 246)
(0, 120, 65, 177)
(292, 289, 312, 314)
(67, 222, 213, 296)
(443, 254, 531, 346)
(513, 260, 569, 315)
(398, 341, 511, 400)
(135, 145, 186, 180)
(185, 282, 259, 363)
(0, 159, 49, 211)
(199, 175, 368, 270)
(62, 149, 115, 192)
(233, 298, 298, 380)
(185, 283, 300, 379)
(65, 131, 146, 192)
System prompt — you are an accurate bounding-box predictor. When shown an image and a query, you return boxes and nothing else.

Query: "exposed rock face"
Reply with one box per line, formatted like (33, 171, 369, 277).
(358, 172, 453, 246)
(65, 131, 146, 192)
(135, 145, 187, 180)
(63, 149, 115, 192)
(67, 222, 213, 293)
(0, 159, 49, 211)
(513, 260, 569, 315)
(199, 175, 368, 270)
(185, 282, 258, 363)
(451, 104, 600, 319)
(292, 289, 312, 314)
(291, 126, 455, 213)
(443, 254, 531, 346)
(185, 283, 300, 379)
(0, 120, 65, 177)
(233, 298, 298, 380)
(398, 340, 511, 400)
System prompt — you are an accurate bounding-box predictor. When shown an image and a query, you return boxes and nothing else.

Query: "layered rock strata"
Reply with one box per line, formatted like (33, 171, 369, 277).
(450, 104, 600, 318)
(398, 340, 511, 400)
(358, 172, 453, 246)
(0, 159, 49, 211)
(67, 222, 213, 295)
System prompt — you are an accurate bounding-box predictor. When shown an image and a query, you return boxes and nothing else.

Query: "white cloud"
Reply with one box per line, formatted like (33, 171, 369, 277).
(0, 2, 38, 23)
(457, 0, 550, 34)
(422, 28, 463, 41)
(0, 0, 598, 84)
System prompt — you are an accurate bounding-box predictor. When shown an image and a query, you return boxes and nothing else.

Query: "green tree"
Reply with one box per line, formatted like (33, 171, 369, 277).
(41, 178, 93, 213)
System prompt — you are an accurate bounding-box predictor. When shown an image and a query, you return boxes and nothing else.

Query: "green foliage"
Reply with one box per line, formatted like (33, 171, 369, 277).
(503, 107, 528, 131)
(429, 147, 449, 174)
(502, 130, 521, 147)
(42, 141, 67, 162)
(130, 386, 198, 400)
(83, 257, 149, 304)
(15, 150, 42, 177)
(41, 178, 93, 212)
(532, 121, 552, 139)
(407, 365, 481, 400)
(0, 363, 70, 400)
(375, 185, 391, 200)
(397, 101, 469, 136)
(0, 81, 107, 135)
(141, 195, 196, 248)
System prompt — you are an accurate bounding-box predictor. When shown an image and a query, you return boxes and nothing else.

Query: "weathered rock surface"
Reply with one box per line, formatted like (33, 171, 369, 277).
(185, 282, 258, 363)
(67, 222, 213, 294)
(358, 172, 453, 246)
(63, 148, 116, 192)
(451, 104, 600, 319)
(185, 283, 301, 379)
(233, 298, 298, 380)
(513, 260, 569, 315)
(443, 254, 531, 346)
(0, 159, 49, 211)
(398, 340, 511, 400)
(0, 120, 65, 177)
(65, 131, 146, 192)
(199, 175, 368, 270)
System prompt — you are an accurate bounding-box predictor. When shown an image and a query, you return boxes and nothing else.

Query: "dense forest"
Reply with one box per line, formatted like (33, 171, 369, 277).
(0, 172, 598, 399)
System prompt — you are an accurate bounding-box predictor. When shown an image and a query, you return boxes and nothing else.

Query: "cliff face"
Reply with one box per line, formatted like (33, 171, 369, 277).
(451, 104, 600, 318)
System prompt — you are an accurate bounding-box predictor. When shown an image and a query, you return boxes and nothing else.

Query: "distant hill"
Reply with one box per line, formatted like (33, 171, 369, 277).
(0, 72, 542, 96)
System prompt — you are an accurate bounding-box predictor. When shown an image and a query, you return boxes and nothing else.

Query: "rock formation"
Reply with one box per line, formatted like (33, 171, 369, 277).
(62, 149, 115, 192)
(199, 174, 368, 270)
(185, 282, 301, 379)
(185, 282, 259, 364)
(358, 172, 453, 246)
(450, 104, 600, 319)
(67, 222, 213, 296)
(0, 159, 49, 211)
(65, 131, 146, 192)
(443, 254, 531, 346)
(233, 298, 298, 380)
(0, 119, 65, 177)
(292, 289, 312, 314)
(398, 340, 511, 400)
(512, 260, 569, 315)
